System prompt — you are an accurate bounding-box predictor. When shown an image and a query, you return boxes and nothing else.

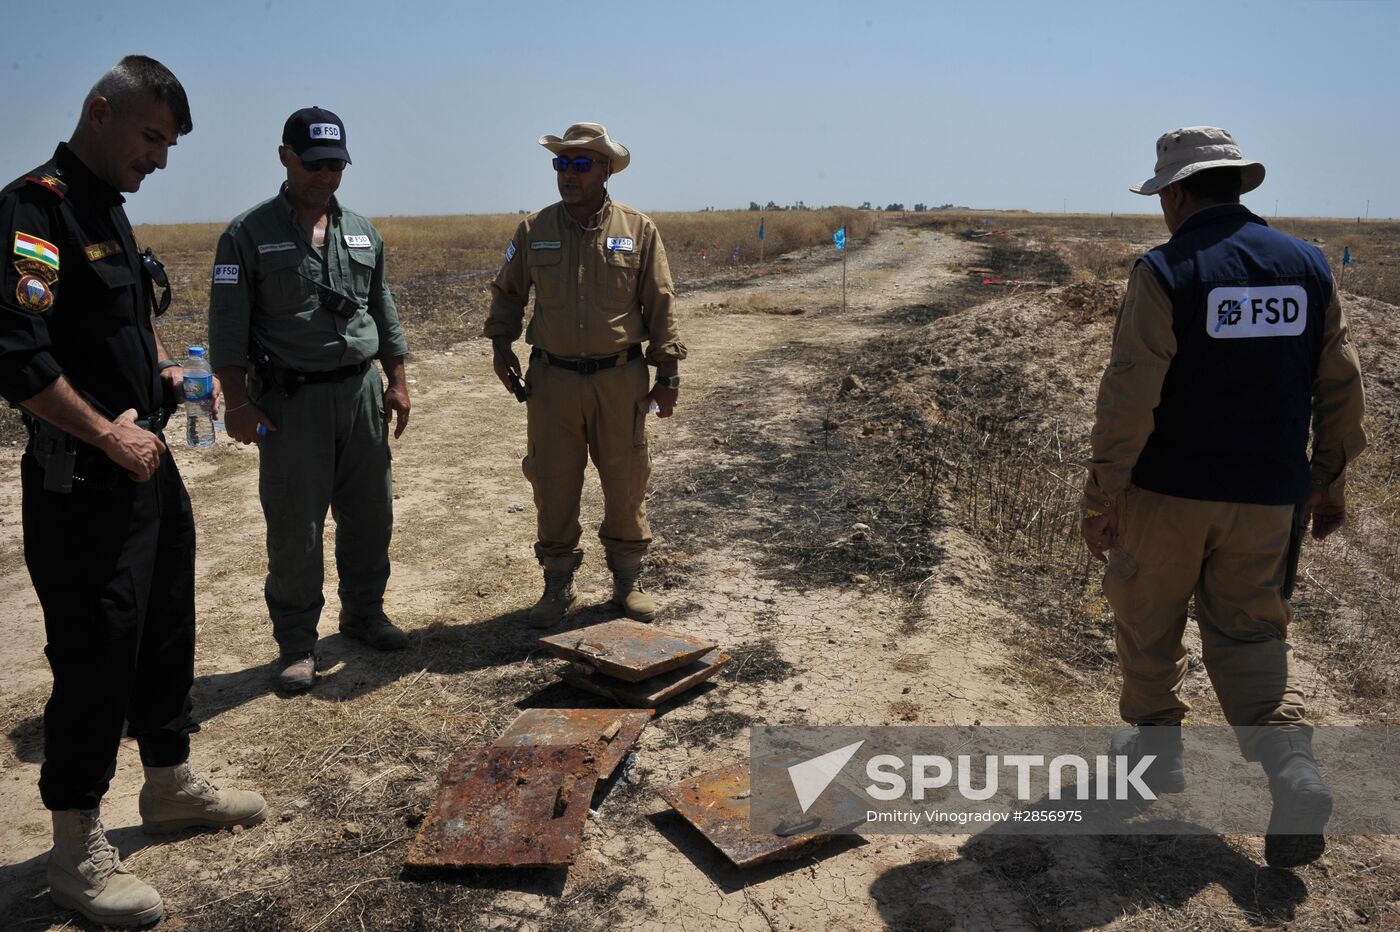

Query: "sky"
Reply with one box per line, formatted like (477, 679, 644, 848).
(3, 0, 1395, 225)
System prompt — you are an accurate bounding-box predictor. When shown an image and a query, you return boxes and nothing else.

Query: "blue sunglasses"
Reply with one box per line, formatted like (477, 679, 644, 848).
(552, 156, 609, 174)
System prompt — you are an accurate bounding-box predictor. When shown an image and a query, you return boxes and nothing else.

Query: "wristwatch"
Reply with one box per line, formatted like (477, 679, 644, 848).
(655, 374, 681, 389)
(158, 358, 181, 372)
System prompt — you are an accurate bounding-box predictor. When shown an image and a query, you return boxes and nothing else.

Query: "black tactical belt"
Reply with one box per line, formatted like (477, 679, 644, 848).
(22, 408, 167, 439)
(275, 359, 370, 389)
(136, 408, 171, 434)
(532, 345, 641, 374)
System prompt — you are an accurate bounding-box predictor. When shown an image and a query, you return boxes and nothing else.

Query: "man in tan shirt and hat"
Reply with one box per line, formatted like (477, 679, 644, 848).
(1082, 126, 1365, 869)
(485, 122, 685, 627)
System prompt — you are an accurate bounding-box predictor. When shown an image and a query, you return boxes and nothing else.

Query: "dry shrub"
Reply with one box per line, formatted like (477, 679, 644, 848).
(1060, 238, 1138, 284)
(1294, 418, 1400, 706)
(1056, 280, 1126, 323)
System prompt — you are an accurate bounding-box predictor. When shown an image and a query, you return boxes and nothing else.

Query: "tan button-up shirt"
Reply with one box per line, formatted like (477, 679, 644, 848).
(1083, 260, 1366, 513)
(484, 198, 686, 363)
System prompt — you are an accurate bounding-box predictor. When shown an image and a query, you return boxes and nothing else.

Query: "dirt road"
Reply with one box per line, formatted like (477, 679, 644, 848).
(0, 226, 1384, 930)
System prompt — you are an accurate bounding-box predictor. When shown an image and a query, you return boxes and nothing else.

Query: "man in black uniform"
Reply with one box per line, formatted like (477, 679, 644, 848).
(0, 56, 265, 928)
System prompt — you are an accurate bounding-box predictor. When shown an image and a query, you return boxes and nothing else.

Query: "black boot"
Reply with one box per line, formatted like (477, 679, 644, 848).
(1256, 729, 1332, 869)
(1109, 725, 1186, 795)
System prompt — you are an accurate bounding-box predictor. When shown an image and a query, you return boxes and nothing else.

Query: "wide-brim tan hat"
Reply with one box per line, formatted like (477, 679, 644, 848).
(539, 122, 630, 173)
(1131, 126, 1265, 196)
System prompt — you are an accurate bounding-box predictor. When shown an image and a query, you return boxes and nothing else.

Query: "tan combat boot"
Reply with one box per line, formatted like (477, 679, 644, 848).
(527, 555, 582, 629)
(48, 808, 163, 928)
(139, 763, 268, 835)
(608, 555, 657, 622)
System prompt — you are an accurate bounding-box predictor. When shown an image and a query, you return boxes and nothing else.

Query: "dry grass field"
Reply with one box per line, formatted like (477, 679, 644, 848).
(1, 207, 1397, 930)
(129, 209, 878, 358)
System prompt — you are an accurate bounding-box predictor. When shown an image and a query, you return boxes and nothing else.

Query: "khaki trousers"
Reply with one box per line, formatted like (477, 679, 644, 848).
(523, 354, 652, 566)
(1103, 486, 1309, 746)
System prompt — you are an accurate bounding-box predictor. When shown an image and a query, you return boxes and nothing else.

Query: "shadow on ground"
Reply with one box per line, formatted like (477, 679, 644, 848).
(870, 792, 1311, 931)
(6, 599, 632, 764)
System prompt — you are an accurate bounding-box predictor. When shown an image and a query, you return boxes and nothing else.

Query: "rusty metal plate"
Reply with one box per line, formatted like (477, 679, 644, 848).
(539, 620, 718, 683)
(493, 708, 652, 779)
(658, 760, 853, 869)
(558, 649, 731, 708)
(405, 744, 599, 868)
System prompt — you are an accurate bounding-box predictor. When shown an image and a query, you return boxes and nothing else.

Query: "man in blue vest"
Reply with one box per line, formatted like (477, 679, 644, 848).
(1081, 127, 1365, 869)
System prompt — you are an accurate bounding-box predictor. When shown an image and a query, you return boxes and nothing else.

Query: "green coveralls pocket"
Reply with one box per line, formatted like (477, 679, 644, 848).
(257, 249, 313, 314)
(347, 247, 376, 301)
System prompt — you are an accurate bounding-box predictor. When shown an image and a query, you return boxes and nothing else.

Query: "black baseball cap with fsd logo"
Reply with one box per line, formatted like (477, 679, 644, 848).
(282, 106, 352, 163)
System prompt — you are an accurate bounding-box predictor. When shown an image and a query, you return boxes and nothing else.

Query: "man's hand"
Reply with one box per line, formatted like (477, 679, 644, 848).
(647, 383, 678, 418)
(161, 364, 184, 404)
(98, 408, 166, 482)
(164, 366, 222, 415)
(492, 340, 522, 395)
(1081, 510, 1119, 563)
(384, 382, 411, 438)
(1307, 487, 1346, 540)
(225, 403, 275, 445)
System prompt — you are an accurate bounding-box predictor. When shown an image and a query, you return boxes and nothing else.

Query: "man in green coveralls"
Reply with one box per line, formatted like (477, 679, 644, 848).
(208, 107, 411, 692)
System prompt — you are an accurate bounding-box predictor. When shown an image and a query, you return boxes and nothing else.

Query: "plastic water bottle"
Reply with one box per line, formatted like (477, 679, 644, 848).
(183, 345, 216, 447)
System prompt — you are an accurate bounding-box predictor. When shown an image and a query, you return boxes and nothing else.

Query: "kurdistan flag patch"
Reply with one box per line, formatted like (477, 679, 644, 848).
(14, 232, 59, 270)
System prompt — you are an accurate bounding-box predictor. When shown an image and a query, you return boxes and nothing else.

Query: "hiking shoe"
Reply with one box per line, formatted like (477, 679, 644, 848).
(275, 653, 318, 693)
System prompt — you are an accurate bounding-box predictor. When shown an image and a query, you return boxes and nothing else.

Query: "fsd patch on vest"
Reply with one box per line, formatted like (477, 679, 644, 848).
(1207, 285, 1307, 339)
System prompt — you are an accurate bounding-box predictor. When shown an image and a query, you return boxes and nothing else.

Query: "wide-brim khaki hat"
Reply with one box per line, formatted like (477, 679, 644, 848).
(539, 122, 630, 173)
(1131, 126, 1265, 196)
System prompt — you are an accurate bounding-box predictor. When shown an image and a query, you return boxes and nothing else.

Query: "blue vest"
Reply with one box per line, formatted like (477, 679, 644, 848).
(1132, 205, 1330, 505)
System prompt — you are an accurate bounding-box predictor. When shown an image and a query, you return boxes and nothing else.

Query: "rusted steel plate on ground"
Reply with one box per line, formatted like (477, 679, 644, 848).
(493, 708, 653, 779)
(539, 620, 718, 682)
(405, 744, 598, 868)
(559, 649, 731, 708)
(658, 760, 850, 869)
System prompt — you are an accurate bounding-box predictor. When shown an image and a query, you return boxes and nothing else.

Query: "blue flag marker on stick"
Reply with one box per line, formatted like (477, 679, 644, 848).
(834, 227, 846, 251)
(1343, 246, 1354, 266)
(758, 221, 765, 241)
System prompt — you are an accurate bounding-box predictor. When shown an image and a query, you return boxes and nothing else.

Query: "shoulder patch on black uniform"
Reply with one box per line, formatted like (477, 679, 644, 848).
(23, 174, 67, 200)
(14, 232, 59, 271)
(16, 275, 55, 313)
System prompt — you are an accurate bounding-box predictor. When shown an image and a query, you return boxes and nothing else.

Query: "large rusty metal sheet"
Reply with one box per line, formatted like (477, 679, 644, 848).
(493, 708, 652, 779)
(539, 620, 717, 683)
(558, 649, 731, 708)
(405, 744, 598, 868)
(658, 760, 851, 869)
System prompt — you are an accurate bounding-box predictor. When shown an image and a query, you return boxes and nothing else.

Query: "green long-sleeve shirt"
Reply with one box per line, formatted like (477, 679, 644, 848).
(208, 187, 408, 373)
